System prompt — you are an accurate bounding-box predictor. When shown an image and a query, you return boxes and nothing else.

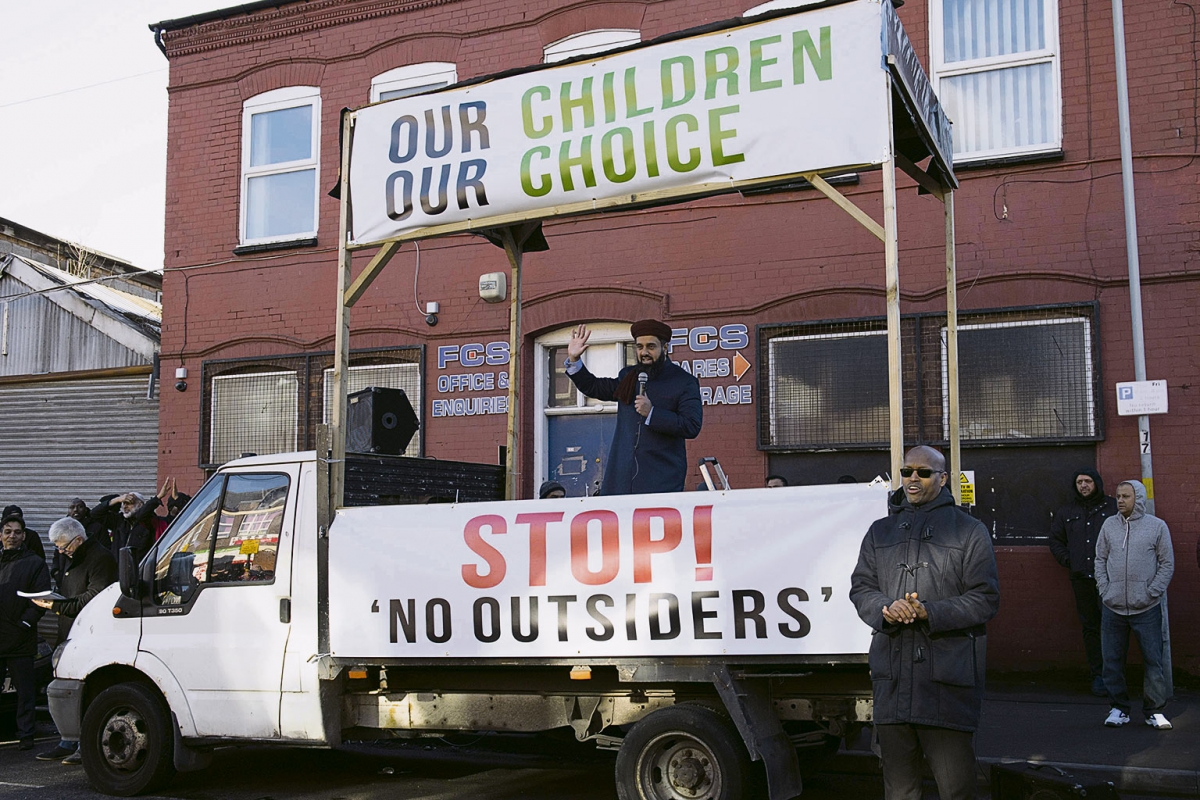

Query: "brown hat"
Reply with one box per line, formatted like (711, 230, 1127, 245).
(630, 319, 672, 342)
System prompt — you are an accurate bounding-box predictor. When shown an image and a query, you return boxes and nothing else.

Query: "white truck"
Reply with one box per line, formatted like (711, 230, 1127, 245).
(49, 450, 884, 799)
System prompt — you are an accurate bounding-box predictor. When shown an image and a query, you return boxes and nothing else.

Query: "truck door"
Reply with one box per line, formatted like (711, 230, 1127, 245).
(140, 468, 296, 738)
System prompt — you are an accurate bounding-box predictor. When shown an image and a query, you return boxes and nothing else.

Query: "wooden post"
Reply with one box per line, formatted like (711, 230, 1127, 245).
(945, 191, 962, 503)
(500, 229, 524, 500)
(882, 79, 904, 487)
(328, 112, 354, 525)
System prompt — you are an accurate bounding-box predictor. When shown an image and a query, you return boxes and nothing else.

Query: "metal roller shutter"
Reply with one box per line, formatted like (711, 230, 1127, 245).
(0, 375, 159, 541)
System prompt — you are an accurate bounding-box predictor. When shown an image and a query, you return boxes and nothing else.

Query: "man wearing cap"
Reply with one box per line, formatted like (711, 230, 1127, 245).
(564, 320, 702, 495)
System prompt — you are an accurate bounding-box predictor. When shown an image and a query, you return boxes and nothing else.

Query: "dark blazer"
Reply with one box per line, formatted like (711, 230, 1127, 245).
(569, 359, 702, 494)
(850, 487, 1000, 732)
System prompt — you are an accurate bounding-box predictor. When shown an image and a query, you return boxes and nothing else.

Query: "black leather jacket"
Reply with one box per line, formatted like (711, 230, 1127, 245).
(850, 487, 1000, 731)
(1048, 469, 1117, 577)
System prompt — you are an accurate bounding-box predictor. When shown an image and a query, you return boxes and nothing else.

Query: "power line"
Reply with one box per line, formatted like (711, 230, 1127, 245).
(0, 68, 167, 109)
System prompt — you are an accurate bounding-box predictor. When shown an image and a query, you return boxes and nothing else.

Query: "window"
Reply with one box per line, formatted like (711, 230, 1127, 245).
(745, 0, 824, 16)
(370, 62, 457, 103)
(153, 473, 289, 604)
(759, 306, 1099, 449)
(930, 0, 1061, 161)
(543, 30, 640, 63)
(241, 87, 320, 245)
(944, 317, 1095, 440)
(322, 363, 423, 456)
(767, 328, 891, 447)
(210, 371, 299, 465)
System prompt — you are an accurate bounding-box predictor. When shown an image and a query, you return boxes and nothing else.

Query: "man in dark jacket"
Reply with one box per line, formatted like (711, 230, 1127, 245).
(93, 492, 158, 566)
(34, 517, 118, 765)
(0, 512, 51, 750)
(53, 498, 113, 589)
(2, 505, 45, 561)
(1048, 468, 1117, 696)
(564, 320, 702, 495)
(850, 446, 1000, 800)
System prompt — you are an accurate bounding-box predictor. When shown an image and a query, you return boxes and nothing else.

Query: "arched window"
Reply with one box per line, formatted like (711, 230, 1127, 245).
(370, 62, 457, 103)
(543, 29, 640, 64)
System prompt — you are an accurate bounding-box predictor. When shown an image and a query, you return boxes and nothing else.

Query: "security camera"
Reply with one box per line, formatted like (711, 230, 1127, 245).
(425, 313, 438, 327)
(174, 380, 188, 392)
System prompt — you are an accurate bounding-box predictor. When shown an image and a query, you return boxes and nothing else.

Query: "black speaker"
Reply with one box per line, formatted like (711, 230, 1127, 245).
(346, 386, 419, 455)
(991, 762, 1119, 799)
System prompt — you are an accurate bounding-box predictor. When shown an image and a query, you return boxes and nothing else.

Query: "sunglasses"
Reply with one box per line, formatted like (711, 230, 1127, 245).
(899, 467, 942, 479)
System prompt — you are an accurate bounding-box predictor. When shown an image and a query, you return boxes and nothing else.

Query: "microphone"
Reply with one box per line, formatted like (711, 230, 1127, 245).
(637, 371, 648, 397)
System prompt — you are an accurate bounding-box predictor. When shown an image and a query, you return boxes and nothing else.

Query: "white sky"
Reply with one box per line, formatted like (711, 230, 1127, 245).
(0, 1, 237, 271)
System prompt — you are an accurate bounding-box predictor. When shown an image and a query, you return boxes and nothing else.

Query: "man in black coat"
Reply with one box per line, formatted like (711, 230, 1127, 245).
(850, 446, 1000, 800)
(53, 498, 113, 589)
(93, 492, 158, 566)
(1048, 468, 1117, 697)
(2, 505, 45, 561)
(0, 512, 51, 750)
(34, 517, 118, 765)
(564, 320, 702, 495)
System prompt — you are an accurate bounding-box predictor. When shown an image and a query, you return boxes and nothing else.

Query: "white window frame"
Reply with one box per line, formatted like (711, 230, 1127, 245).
(370, 62, 458, 103)
(543, 29, 640, 64)
(929, 0, 1062, 162)
(240, 86, 321, 246)
(940, 317, 1095, 440)
(533, 323, 634, 489)
(744, 0, 824, 16)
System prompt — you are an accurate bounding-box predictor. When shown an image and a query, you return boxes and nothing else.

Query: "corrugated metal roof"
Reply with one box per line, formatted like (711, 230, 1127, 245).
(4, 254, 161, 331)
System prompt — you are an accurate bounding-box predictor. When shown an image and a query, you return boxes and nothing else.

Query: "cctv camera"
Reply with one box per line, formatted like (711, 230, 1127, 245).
(425, 313, 438, 327)
(174, 380, 188, 392)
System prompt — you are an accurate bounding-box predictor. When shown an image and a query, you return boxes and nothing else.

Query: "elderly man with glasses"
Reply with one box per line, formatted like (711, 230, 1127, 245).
(0, 512, 51, 751)
(32, 518, 117, 766)
(850, 446, 1000, 800)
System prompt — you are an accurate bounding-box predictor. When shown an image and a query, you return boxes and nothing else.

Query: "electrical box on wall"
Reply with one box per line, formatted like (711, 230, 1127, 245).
(479, 272, 507, 303)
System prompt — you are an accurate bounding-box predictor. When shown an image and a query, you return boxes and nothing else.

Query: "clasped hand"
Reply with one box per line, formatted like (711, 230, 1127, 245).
(881, 592, 928, 625)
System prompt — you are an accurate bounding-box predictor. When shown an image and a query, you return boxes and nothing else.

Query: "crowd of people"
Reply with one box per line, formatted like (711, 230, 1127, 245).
(0, 478, 189, 763)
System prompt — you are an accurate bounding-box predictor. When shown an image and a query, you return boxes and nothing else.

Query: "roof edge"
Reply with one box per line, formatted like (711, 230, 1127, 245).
(150, 0, 308, 33)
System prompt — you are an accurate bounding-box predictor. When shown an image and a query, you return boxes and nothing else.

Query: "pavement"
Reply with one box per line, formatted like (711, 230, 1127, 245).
(832, 671, 1200, 796)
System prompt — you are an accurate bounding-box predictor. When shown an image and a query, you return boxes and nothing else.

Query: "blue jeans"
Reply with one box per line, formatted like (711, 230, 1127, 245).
(1102, 603, 1167, 715)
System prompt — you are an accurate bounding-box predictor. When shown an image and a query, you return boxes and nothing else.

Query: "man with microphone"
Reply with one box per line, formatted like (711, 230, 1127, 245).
(564, 320, 702, 495)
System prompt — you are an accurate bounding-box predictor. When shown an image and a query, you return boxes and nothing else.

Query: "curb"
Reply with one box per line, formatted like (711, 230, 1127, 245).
(827, 750, 1200, 796)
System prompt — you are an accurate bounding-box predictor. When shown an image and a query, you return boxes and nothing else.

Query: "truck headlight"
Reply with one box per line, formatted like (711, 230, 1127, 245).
(52, 641, 67, 673)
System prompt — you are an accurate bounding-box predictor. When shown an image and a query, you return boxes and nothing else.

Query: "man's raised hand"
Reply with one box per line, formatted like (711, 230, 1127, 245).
(566, 324, 591, 362)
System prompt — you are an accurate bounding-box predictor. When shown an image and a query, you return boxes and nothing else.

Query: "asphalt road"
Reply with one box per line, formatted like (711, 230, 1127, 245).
(0, 730, 1171, 800)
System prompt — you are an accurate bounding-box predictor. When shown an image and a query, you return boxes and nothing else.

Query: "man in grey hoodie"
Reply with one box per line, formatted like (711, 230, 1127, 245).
(1094, 480, 1174, 729)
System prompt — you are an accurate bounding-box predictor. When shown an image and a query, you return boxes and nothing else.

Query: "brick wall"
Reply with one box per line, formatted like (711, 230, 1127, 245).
(157, 0, 1200, 672)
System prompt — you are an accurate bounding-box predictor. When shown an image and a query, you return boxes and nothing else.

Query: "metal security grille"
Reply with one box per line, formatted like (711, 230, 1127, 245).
(322, 363, 422, 457)
(760, 304, 1099, 449)
(210, 372, 299, 465)
(200, 346, 422, 467)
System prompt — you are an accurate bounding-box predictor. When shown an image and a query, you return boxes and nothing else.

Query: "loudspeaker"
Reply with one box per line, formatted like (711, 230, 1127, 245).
(346, 387, 419, 455)
(991, 762, 1119, 799)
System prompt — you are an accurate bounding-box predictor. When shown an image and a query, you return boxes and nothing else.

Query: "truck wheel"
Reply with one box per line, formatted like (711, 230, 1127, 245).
(615, 704, 752, 800)
(80, 683, 176, 796)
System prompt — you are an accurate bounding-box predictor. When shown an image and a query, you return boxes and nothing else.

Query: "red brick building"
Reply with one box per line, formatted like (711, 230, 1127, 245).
(152, 0, 1199, 673)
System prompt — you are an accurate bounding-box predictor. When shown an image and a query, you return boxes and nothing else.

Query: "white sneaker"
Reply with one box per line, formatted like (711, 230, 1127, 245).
(1146, 713, 1173, 730)
(1104, 708, 1130, 727)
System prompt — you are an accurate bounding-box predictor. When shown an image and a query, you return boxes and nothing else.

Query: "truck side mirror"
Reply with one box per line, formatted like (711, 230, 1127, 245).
(118, 547, 138, 598)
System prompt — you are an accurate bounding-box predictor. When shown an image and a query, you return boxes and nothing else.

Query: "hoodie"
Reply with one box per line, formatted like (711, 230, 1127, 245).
(1048, 468, 1118, 576)
(1094, 480, 1174, 616)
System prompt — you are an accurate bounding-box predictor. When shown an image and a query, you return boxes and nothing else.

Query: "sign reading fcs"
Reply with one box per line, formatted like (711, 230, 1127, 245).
(347, 1, 891, 245)
(328, 483, 886, 659)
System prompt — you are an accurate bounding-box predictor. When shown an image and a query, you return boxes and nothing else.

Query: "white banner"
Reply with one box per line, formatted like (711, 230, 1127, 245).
(348, 1, 890, 245)
(328, 483, 886, 659)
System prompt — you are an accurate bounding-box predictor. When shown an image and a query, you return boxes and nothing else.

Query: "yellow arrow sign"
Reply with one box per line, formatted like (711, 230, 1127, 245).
(733, 351, 752, 380)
